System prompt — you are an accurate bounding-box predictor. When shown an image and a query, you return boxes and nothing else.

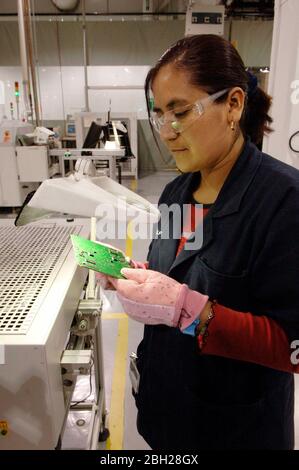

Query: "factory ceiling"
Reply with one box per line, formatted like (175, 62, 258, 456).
(0, 1, 274, 19)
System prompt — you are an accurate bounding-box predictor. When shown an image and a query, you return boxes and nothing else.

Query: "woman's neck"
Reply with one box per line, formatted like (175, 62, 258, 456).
(193, 134, 245, 204)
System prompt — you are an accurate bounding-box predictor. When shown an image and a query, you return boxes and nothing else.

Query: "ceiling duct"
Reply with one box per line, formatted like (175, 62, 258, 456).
(51, 0, 80, 12)
(224, 0, 274, 18)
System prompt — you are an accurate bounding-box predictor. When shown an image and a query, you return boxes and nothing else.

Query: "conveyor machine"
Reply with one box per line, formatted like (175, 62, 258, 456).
(0, 156, 159, 449)
(0, 219, 107, 449)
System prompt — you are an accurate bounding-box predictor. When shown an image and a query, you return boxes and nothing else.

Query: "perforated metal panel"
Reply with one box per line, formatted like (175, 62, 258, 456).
(0, 223, 83, 335)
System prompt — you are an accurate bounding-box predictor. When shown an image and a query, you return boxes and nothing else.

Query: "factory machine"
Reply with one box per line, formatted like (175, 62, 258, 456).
(0, 217, 112, 449)
(0, 116, 135, 210)
(0, 120, 60, 207)
(0, 155, 159, 449)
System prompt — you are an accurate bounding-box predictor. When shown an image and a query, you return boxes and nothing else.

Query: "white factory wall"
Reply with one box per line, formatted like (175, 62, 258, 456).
(0, 17, 273, 173)
(0, 18, 273, 119)
(263, 0, 299, 170)
(0, 19, 186, 66)
(0, 66, 150, 120)
(0, 19, 273, 67)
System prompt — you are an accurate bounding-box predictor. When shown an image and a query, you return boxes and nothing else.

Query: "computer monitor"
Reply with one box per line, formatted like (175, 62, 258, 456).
(66, 122, 76, 137)
(101, 121, 134, 158)
(82, 121, 102, 148)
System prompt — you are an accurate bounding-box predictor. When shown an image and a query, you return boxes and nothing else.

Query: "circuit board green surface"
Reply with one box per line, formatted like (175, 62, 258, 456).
(70, 234, 131, 278)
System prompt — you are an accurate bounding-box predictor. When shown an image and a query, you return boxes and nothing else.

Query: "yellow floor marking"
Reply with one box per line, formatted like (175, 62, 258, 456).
(105, 220, 134, 449)
(125, 220, 133, 260)
(102, 312, 128, 320)
(130, 178, 138, 192)
(105, 316, 129, 450)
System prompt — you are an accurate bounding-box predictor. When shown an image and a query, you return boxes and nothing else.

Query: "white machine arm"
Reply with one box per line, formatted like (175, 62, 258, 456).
(74, 159, 96, 180)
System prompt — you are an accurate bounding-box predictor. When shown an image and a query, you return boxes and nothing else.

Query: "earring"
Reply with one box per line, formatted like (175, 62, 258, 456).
(230, 121, 235, 131)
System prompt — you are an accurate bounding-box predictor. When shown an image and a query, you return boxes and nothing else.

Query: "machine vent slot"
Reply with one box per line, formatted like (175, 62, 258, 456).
(0, 224, 82, 335)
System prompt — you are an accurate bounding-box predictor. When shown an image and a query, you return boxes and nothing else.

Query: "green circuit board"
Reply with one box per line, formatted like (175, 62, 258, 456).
(70, 234, 131, 278)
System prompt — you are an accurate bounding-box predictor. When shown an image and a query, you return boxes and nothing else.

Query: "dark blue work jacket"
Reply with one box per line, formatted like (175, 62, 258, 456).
(135, 139, 299, 450)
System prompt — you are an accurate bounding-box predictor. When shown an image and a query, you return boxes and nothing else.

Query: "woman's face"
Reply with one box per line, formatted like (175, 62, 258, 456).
(151, 64, 240, 173)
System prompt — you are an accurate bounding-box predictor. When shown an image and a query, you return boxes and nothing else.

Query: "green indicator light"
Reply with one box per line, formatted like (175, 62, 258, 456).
(14, 81, 20, 97)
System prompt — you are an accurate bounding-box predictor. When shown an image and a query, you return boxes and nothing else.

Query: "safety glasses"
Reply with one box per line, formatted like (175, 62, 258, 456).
(150, 88, 229, 135)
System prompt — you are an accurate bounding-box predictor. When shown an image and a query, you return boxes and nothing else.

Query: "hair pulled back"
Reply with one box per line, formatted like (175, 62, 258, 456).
(145, 34, 273, 145)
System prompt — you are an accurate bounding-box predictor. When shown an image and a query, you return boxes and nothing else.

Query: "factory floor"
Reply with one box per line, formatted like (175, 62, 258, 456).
(61, 170, 299, 451)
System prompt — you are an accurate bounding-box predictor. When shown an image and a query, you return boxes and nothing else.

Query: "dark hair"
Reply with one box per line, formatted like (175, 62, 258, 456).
(145, 34, 273, 146)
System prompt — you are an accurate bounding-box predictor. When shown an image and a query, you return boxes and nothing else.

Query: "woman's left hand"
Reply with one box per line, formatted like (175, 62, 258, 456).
(108, 268, 209, 329)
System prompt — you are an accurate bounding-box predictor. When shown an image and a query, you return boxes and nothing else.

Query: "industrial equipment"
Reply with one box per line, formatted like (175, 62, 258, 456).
(0, 218, 95, 449)
(74, 112, 138, 179)
(0, 120, 60, 207)
(0, 156, 158, 449)
(26, 126, 55, 145)
(17, 170, 159, 224)
(65, 115, 76, 138)
(185, 1, 225, 36)
(0, 120, 35, 207)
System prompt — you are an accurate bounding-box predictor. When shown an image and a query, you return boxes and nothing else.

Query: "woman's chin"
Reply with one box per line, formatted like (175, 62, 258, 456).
(176, 161, 198, 174)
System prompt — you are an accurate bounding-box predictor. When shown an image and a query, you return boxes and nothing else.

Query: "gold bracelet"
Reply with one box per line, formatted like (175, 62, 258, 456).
(196, 301, 216, 349)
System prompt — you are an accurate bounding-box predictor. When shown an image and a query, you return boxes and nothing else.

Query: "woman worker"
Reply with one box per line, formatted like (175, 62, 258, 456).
(107, 34, 299, 450)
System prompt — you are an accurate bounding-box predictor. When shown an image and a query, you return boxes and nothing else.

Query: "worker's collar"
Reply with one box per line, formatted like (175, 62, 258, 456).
(181, 137, 262, 218)
(165, 138, 262, 273)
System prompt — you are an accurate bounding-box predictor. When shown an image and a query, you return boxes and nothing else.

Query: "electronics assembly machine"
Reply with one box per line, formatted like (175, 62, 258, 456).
(0, 120, 36, 207)
(0, 120, 60, 207)
(0, 118, 131, 209)
(74, 112, 138, 179)
(0, 145, 159, 449)
(0, 218, 108, 449)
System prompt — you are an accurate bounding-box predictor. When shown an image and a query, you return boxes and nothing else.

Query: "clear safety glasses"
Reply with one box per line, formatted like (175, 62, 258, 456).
(150, 88, 229, 136)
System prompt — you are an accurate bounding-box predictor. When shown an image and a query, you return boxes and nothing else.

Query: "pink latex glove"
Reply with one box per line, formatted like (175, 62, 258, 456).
(108, 268, 209, 330)
(96, 261, 148, 289)
(129, 260, 149, 270)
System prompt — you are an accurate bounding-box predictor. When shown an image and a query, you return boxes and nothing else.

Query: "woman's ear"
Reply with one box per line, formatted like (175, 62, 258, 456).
(227, 87, 246, 123)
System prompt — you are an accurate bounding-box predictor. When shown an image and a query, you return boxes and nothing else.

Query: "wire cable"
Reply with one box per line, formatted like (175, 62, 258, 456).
(70, 338, 94, 408)
(289, 130, 299, 153)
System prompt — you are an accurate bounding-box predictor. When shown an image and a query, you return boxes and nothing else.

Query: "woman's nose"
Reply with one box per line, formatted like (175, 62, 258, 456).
(160, 123, 178, 141)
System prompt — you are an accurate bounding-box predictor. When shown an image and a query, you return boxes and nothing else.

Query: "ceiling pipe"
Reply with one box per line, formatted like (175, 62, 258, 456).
(51, 0, 80, 11)
(17, 0, 32, 120)
(82, 0, 89, 112)
(23, 0, 40, 126)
